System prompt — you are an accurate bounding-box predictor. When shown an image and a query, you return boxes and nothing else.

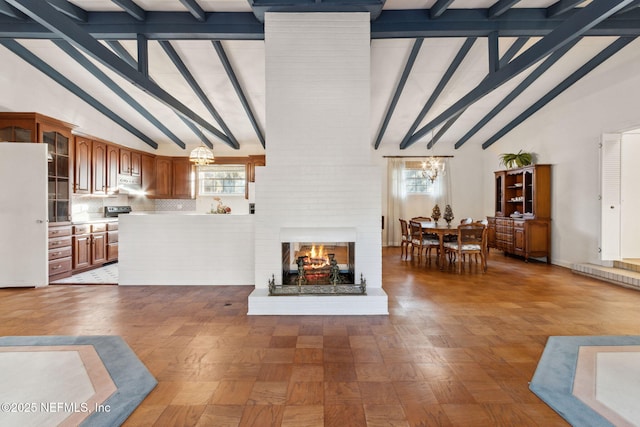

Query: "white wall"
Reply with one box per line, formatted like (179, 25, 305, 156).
(479, 38, 640, 267)
(621, 132, 640, 258)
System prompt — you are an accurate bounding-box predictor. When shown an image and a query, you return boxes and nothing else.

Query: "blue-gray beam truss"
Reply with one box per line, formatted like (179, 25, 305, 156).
(454, 37, 580, 149)
(158, 40, 238, 149)
(426, 36, 530, 149)
(111, 0, 145, 21)
(429, 0, 453, 19)
(373, 37, 423, 149)
(6, 0, 236, 149)
(401, 0, 635, 149)
(547, 0, 587, 18)
(106, 39, 213, 147)
(212, 40, 265, 148)
(0, 39, 158, 149)
(137, 33, 148, 77)
(46, 0, 86, 22)
(399, 37, 476, 149)
(488, 0, 522, 18)
(481, 36, 636, 149)
(3, 9, 640, 40)
(247, 0, 385, 22)
(0, 0, 26, 19)
(488, 31, 499, 73)
(179, 0, 205, 22)
(53, 39, 186, 149)
(616, 0, 640, 15)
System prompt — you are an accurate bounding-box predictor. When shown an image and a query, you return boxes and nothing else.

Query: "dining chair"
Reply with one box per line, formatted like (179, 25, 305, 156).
(443, 222, 487, 273)
(399, 218, 411, 260)
(409, 220, 440, 264)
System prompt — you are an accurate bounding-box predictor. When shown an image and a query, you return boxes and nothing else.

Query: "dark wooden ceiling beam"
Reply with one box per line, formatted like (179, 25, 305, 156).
(0, 39, 158, 149)
(402, 0, 635, 149)
(6, 0, 237, 149)
(481, 36, 636, 149)
(374, 37, 423, 149)
(3, 9, 640, 39)
(111, 0, 145, 21)
(488, 0, 522, 18)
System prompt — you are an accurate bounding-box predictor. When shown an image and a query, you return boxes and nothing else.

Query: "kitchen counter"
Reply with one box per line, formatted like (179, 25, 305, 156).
(71, 217, 119, 224)
(118, 213, 255, 286)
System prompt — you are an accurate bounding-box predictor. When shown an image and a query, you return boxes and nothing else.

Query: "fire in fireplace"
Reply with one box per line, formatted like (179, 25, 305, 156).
(283, 242, 354, 286)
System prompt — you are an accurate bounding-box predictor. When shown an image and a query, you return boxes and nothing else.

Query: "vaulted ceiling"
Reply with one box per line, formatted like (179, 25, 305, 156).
(1, 0, 639, 156)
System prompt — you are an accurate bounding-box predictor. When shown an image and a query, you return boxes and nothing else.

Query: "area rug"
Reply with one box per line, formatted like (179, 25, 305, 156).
(0, 336, 156, 427)
(530, 335, 640, 427)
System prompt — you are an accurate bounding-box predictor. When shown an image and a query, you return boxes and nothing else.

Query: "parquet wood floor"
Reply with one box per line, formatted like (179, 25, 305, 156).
(2, 248, 640, 426)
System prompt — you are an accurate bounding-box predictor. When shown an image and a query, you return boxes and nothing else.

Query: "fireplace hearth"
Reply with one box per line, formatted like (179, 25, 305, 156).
(269, 242, 365, 295)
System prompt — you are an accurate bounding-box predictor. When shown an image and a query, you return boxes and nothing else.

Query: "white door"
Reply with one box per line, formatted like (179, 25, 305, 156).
(0, 143, 48, 287)
(600, 134, 621, 261)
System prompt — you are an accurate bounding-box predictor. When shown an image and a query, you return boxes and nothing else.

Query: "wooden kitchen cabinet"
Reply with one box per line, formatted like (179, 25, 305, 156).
(106, 144, 119, 194)
(172, 157, 193, 199)
(141, 154, 156, 196)
(120, 148, 141, 177)
(0, 113, 74, 224)
(154, 156, 173, 198)
(131, 152, 141, 176)
(72, 222, 110, 272)
(74, 137, 91, 194)
(48, 224, 72, 282)
(107, 222, 118, 262)
(92, 140, 107, 195)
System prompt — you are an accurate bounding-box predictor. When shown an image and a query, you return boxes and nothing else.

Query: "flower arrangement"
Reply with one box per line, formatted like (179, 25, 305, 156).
(431, 204, 441, 223)
(443, 204, 454, 225)
(211, 197, 231, 214)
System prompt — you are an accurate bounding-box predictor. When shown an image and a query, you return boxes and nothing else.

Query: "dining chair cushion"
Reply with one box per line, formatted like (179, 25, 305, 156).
(413, 238, 439, 246)
(444, 242, 482, 251)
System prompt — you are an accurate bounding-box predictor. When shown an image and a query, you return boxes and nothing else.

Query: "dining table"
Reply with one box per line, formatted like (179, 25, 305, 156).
(419, 221, 458, 269)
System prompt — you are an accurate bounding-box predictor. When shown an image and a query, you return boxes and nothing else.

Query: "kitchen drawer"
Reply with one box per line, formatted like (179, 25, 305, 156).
(49, 236, 71, 250)
(73, 224, 91, 235)
(107, 231, 118, 244)
(49, 257, 72, 276)
(48, 226, 71, 238)
(48, 246, 72, 260)
(91, 223, 107, 233)
(107, 222, 118, 231)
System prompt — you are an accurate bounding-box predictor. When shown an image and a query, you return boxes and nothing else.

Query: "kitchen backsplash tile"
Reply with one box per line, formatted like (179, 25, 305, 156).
(154, 199, 196, 212)
(71, 195, 193, 221)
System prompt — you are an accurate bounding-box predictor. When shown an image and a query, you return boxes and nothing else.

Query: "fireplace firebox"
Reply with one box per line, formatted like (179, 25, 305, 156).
(268, 242, 365, 295)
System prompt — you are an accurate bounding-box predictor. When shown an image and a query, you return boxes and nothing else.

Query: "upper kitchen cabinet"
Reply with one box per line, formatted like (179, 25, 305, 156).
(141, 154, 156, 197)
(152, 156, 193, 199)
(74, 136, 91, 194)
(0, 113, 74, 223)
(120, 148, 141, 177)
(91, 140, 107, 195)
(172, 157, 193, 199)
(106, 144, 119, 195)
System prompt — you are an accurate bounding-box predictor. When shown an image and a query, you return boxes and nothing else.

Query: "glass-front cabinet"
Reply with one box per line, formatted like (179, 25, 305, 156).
(0, 113, 74, 223)
(44, 128, 71, 222)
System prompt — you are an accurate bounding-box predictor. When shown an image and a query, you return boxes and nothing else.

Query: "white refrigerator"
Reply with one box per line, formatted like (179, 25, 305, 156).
(0, 143, 48, 287)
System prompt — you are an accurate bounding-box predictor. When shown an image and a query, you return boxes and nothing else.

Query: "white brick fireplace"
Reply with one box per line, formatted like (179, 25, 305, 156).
(247, 12, 388, 315)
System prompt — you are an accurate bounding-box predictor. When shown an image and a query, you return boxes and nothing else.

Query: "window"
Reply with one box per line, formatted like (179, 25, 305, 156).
(197, 164, 246, 195)
(403, 162, 435, 194)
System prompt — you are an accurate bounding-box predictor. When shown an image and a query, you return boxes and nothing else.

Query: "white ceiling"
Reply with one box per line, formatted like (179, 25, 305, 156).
(0, 0, 637, 157)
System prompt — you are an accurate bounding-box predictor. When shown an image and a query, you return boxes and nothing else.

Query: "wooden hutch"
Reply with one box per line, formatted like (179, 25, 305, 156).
(487, 164, 551, 263)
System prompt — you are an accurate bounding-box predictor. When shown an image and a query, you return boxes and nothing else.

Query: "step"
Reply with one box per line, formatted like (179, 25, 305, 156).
(572, 262, 640, 291)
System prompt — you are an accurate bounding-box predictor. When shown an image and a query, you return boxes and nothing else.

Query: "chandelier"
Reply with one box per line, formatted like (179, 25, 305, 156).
(421, 157, 445, 183)
(189, 145, 214, 165)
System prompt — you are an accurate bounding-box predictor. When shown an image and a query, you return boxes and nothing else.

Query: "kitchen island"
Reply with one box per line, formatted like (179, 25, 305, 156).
(118, 213, 254, 286)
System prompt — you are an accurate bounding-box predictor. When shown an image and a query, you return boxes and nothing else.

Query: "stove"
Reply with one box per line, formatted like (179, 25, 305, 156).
(104, 206, 132, 217)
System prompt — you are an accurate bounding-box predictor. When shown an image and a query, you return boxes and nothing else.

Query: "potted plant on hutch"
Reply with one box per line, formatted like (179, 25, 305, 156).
(499, 150, 533, 169)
